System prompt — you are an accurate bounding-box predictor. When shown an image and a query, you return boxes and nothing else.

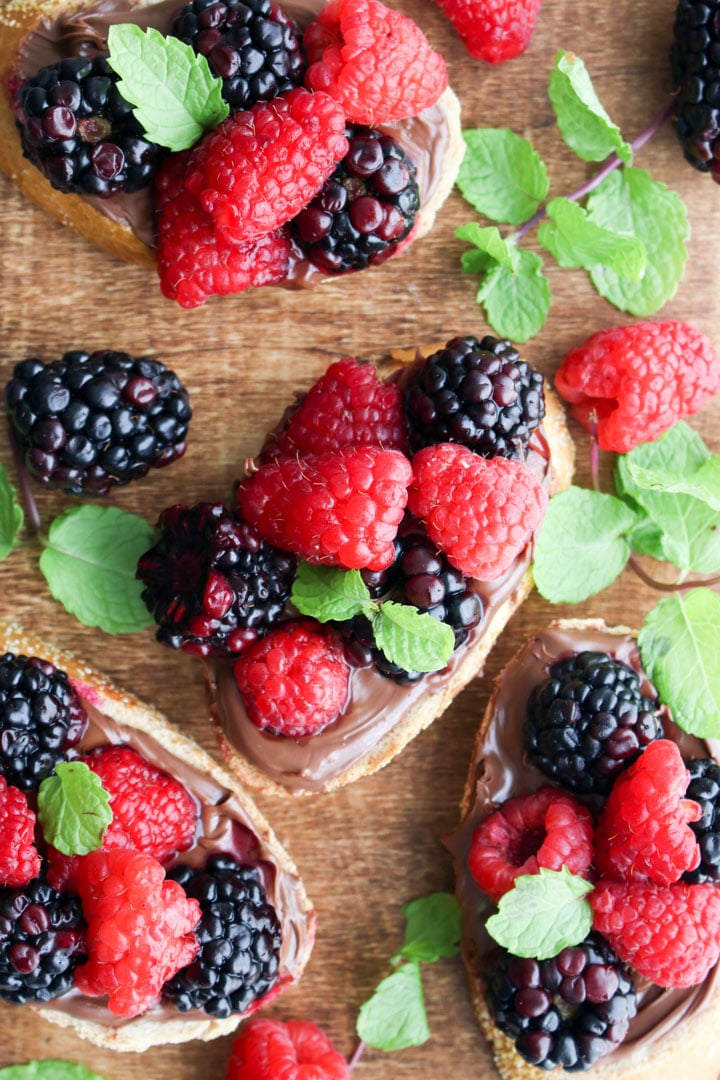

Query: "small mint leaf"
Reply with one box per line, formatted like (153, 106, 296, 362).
(107, 24, 229, 151)
(476, 248, 551, 342)
(486, 868, 594, 960)
(37, 762, 113, 857)
(291, 562, 373, 623)
(372, 601, 455, 674)
(0, 463, 24, 561)
(537, 197, 646, 280)
(456, 223, 517, 270)
(393, 893, 462, 965)
(548, 51, 632, 163)
(0, 1064, 110, 1080)
(456, 128, 549, 225)
(357, 961, 430, 1051)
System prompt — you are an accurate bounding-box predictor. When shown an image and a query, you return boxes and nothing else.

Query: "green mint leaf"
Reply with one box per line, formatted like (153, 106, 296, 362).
(456, 128, 549, 225)
(393, 893, 462, 965)
(39, 505, 155, 634)
(626, 456, 720, 510)
(37, 762, 113, 857)
(537, 197, 646, 280)
(639, 589, 720, 739)
(587, 167, 689, 316)
(533, 488, 636, 603)
(622, 423, 720, 511)
(291, 562, 373, 623)
(457, 223, 517, 271)
(372, 601, 455, 673)
(548, 51, 632, 163)
(107, 24, 228, 151)
(476, 248, 551, 342)
(0, 1063, 109, 1080)
(0, 463, 24, 561)
(486, 868, 594, 960)
(357, 961, 430, 1051)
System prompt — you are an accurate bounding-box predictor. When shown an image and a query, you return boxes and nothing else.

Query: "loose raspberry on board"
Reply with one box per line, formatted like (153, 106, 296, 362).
(434, 0, 544, 64)
(226, 1018, 350, 1080)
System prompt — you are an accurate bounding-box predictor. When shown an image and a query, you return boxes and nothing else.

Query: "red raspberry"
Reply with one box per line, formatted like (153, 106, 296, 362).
(304, 0, 448, 124)
(555, 321, 720, 453)
(234, 620, 350, 737)
(226, 1018, 350, 1080)
(434, 0, 543, 63)
(591, 878, 720, 988)
(594, 740, 701, 885)
(238, 446, 411, 571)
(0, 776, 40, 887)
(73, 849, 200, 1017)
(184, 88, 348, 245)
(468, 787, 594, 904)
(407, 443, 548, 580)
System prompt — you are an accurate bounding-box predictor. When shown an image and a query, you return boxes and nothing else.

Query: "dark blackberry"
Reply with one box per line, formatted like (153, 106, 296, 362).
(525, 651, 663, 795)
(292, 126, 420, 273)
(0, 654, 88, 791)
(0, 877, 86, 1004)
(5, 350, 192, 496)
(14, 55, 162, 196)
(163, 853, 281, 1018)
(172, 0, 305, 110)
(683, 758, 720, 883)
(404, 335, 545, 459)
(486, 935, 637, 1072)
(137, 502, 296, 657)
(671, 0, 720, 181)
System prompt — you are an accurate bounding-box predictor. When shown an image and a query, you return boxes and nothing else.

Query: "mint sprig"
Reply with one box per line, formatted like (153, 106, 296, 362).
(37, 762, 113, 857)
(0, 1063, 109, 1080)
(486, 868, 594, 960)
(0, 463, 24, 562)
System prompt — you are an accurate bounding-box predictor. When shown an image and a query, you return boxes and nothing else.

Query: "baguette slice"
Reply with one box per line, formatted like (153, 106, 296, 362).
(0, 619, 316, 1053)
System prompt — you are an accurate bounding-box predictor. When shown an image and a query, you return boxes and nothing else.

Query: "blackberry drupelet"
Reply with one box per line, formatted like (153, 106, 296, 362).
(672, 0, 720, 181)
(137, 503, 296, 657)
(525, 651, 663, 795)
(292, 126, 420, 273)
(5, 350, 191, 496)
(0, 654, 88, 791)
(14, 56, 162, 196)
(163, 854, 281, 1018)
(486, 935, 637, 1071)
(404, 335, 545, 458)
(683, 758, 720, 883)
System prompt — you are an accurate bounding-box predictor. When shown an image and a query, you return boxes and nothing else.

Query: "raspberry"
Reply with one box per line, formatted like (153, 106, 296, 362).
(73, 849, 200, 1017)
(684, 758, 720, 884)
(226, 1018, 350, 1080)
(407, 444, 547, 580)
(434, 0, 543, 63)
(304, 0, 447, 125)
(672, 0, 720, 180)
(591, 878, 720, 988)
(554, 321, 720, 453)
(594, 740, 701, 885)
(468, 788, 594, 904)
(237, 446, 412, 571)
(0, 778, 40, 888)
(234, 620, 350, 737)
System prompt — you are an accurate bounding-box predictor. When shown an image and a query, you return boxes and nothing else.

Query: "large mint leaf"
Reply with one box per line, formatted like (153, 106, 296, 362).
(0, 463, 23, 561)
(37, 762, 113, 857)
(548, 51, 631, 163)
(357, 962, 430, 1051)
(393, 893, 462, 965)
(372, 602, 455, 673)
(456, 129, 549, 225)
(476, 248, 551, 342)
(0, 1064, 109, 1080)
(457, 223, 517, 276)
(622, 423, 720, 511)
(486, 868, 594, 960)
(291, 563, 372, 623)
(537, 197, 645, 280)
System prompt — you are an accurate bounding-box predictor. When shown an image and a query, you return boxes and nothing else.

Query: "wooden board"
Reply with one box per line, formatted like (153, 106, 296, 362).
(1, 0, 719, 1076)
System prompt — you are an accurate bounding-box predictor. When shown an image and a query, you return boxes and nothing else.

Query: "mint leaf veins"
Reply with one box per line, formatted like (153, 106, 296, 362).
(38, 762, 113, 857)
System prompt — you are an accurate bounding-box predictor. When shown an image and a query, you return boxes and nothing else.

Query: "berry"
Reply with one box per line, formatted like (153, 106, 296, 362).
(226, 1018, 350, 1080)
(407, 444, 547, 580)
(525, 650, 663, 795)
(594, 740, 701, 885)
(0, 653, 88, 790)
(14, 55, 162, 196)
(404, 335, 545, 459)
(486, 935, 637, 1071)
(237, 446, 412, 571)
(468, 787, 594, 904)
(434, 0, 543, 64)
(591, 878, 720, 988)
(5, 350, 191, 495)
(684, 758, 720, 884)
(172, 0, 306, 111)
(672, 0, 720, 180)
(292, 126, 420, 274)
(163, 854, 281, 1018)
(304, 0, 448, 124)
(137, 503, 296, 657)
(554, 321, 720, 453)
(234, 620, 350, 737)
(0, 779, 40, 888)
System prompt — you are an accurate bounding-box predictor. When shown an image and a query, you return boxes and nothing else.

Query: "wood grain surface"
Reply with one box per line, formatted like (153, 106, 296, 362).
(1, 0, 719, 1076)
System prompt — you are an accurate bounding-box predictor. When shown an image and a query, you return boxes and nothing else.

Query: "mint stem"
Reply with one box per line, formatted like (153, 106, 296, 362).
(628, 555, 720, 593)
(7, 420, 40, 536)
(348, 1040, 366, 1071)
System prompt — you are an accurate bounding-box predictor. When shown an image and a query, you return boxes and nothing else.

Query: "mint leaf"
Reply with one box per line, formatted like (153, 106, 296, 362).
(0, 463, 23, 561)
(372, 601, 455, 673)
(537, 197, 645, 280)
(456, 129, 549, 225)
(486, 868, 594, 960)
(39, 506, 155, 634)
(587, 167, 689, 316)
(38, 762, 113, 857)
(533, 487, 636, 603)
(639, 589, 720, 739)
(357, 961, 430, 1051)
(476, 248, 551, 342)
(622, 424, 720, 511)
(457, 223, 517, 271)
(393, 893, 462, 965)
(626, 456, 720, 511)
(291, 562, 373, 623)
(0, 1063, 109, 1080)
(548, 51, 632, 163)
(107, 25, 228, 151)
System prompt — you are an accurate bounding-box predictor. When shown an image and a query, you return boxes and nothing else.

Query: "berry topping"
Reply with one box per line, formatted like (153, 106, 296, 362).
(234, 620, 350, 737)
(525, 651, 663, 795)
(0, 778, 40, 888)
(435, 0, 544, 64)
(5, 350, 191, 495)
(684, 758, 720, 884)
(225, 1018, 351, 1080)
(672, 0, 720, 180)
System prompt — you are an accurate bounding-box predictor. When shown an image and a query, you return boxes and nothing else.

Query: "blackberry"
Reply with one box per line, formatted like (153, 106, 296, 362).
(172, 0, 305, 111)
(486, 936, 637, 1072)
(14, 55, 162, 197)
(683, 758, 720, 883)
(163, 854, 281, 1018)
(292, 126, 420, 273)
(404, 335, 545, 459)
(0, 877, 86, 1004)
(5, 350, 192, 496)
(137, 503, 296, 657)
(0, 654, 88, 791)
(671, 0, 720, 181)
(525, 651, 663, 795)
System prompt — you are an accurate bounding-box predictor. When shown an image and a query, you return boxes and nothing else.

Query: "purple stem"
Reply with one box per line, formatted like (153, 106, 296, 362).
(348, 1041, 367, 1071)
(6, 420, 40, 536)
(587, 414, 601, 492)
(628, 556, 720, 594)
